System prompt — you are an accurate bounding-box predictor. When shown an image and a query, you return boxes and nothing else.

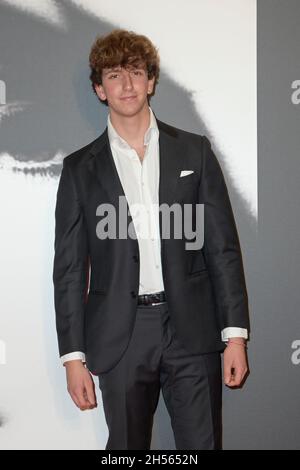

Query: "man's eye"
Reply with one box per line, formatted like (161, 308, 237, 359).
(129, 70, 143, 76)
(108, 74, 118, 79)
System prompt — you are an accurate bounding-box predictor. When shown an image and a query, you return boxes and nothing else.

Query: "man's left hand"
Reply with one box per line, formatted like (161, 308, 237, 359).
(223, 338, 249, 387)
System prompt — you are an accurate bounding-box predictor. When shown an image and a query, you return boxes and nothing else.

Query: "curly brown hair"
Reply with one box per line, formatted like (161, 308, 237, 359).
(89, 29, 160, 105)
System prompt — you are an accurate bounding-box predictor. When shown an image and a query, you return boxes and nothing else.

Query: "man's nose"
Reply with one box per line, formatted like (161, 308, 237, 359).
(122, 72, 134, 90)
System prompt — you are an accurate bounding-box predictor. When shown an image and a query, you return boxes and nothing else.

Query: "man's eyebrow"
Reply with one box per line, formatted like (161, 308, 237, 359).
(104, 67, 121, 75)
(104, 64, 145, 75)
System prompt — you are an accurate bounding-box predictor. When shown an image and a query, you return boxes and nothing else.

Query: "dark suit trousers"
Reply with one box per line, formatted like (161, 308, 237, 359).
(97, 301, 222, 450)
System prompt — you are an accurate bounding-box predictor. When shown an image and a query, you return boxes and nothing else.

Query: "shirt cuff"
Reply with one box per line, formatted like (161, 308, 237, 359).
(221, 327, 248, 342)
(60, 351, 86, 366)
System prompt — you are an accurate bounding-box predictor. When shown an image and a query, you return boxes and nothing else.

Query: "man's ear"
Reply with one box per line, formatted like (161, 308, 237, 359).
(148, 76, 156, 95)
(95, 84, 107, 101)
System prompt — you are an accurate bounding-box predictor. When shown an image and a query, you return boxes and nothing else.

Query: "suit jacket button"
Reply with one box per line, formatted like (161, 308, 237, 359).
(131, 291, 137, 298)
(132, 255, 139, 263)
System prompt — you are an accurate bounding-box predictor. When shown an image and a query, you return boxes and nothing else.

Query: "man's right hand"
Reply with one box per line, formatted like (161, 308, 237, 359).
(65, 360, 98, 411)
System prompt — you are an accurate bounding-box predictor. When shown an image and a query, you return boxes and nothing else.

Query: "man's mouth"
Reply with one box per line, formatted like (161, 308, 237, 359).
(120, 95, 137, 101)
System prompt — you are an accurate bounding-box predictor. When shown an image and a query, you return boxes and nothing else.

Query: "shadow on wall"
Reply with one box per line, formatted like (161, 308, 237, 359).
(0, 0, 256, 450)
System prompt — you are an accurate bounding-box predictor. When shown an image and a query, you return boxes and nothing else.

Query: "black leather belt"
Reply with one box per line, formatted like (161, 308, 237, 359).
(137, 291, 166, 305)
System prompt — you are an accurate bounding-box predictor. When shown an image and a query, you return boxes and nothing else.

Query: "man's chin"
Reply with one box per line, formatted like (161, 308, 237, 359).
(115, 101, 147, 117)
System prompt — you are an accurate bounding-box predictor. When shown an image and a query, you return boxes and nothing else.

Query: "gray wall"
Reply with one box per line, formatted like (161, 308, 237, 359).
(222, 0, 300, 449)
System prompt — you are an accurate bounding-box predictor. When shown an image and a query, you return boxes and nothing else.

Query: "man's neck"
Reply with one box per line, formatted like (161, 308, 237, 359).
(109, 103, 151, 147)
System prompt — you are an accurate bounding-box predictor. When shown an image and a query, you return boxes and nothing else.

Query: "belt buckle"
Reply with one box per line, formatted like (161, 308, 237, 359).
(139, 291, 165, 306)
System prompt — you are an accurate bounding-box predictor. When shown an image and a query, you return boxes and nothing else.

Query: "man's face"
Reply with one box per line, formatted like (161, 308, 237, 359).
(95, 62, 155, 117)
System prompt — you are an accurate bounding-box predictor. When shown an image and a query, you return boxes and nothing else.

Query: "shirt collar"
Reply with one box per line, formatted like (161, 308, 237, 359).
(107, 106, 159, 152)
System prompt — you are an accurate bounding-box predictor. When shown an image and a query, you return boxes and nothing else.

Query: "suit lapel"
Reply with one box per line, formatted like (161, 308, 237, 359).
(156, 117, 183, 208)
(88, 130, 127, 213)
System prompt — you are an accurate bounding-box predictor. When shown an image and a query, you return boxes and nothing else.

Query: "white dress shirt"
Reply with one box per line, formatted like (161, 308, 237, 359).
(60, 107, 247, 365)
(107, 106, 165, 295)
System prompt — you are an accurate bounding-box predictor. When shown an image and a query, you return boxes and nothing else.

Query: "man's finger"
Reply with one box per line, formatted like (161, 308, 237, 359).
(84, 384, 97, 407)
(226, 370, 244, 387)
(70, 393, 86, 409)
(82, 388, 97, 409)
(224, 365, 234, 385)
(73, 388, 91, 409)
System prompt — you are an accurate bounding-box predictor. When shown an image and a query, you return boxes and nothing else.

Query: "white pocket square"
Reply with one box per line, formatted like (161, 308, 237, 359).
(180, 170, 194, 177)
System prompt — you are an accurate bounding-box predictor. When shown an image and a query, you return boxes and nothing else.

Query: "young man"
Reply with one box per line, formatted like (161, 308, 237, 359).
(53, 29, 250, 450)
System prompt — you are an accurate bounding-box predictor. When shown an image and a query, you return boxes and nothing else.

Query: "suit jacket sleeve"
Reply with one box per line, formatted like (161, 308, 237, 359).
(52, 159, 89, 357)
(200, 135, 250, 332)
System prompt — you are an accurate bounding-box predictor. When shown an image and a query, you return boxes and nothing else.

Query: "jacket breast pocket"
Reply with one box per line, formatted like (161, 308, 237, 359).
(176, 174, 198, 204)
(178, 173, 197, 186)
